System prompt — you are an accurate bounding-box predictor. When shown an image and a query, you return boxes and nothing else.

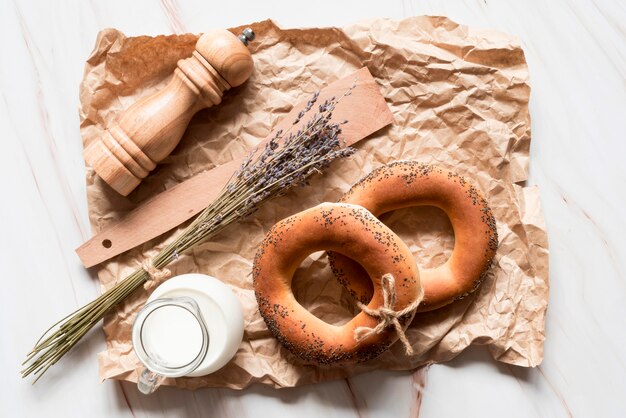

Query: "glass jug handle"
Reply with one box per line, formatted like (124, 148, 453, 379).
(137, 368, 166, 394)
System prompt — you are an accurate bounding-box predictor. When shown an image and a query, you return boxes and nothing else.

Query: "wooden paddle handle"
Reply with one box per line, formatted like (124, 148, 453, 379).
(83, 28, 255, 196)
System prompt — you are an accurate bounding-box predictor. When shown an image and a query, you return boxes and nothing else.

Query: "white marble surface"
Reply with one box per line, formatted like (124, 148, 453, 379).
(1, 0, 625, 417)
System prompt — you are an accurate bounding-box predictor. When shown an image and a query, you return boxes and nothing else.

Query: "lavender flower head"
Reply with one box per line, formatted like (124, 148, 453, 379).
(174, 84, 356, 252)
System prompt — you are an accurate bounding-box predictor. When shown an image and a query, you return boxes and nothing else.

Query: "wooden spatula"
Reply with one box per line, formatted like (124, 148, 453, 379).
(76, 67, 393, 268)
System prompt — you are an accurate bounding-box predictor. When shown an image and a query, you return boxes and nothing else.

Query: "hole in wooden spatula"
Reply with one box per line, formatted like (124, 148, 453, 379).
(102, 239, 112, 248)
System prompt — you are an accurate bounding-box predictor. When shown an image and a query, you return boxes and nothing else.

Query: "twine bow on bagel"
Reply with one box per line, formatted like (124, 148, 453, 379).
(141, 260, 171, 291)
(354, 273, 422, 355)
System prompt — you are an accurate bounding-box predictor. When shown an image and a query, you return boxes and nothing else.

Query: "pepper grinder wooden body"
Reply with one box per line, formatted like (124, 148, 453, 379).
(84, 29, 255, 196)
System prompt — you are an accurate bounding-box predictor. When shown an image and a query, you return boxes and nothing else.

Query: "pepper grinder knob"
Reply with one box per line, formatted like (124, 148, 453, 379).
(84, 28, 255, 196)
(238, 28, 255, 45)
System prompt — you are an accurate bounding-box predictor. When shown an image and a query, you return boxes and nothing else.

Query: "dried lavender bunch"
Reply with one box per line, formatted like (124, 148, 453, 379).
(22, 87, 355, 382)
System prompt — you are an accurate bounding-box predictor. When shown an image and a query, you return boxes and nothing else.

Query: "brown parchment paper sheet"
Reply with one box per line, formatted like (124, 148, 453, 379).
(79, 17, 549, 389)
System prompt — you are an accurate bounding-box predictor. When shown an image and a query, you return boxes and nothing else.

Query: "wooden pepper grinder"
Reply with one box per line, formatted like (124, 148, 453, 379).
(84, 28, 255, 196)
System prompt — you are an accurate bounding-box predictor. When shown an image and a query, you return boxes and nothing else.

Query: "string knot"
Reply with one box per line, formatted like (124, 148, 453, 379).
(353, 273, 422, 355)
(141, 260, 171, 291)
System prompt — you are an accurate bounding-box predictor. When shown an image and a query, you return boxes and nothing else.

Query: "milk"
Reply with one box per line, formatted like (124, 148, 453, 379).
(140, 304, 205, 368)
(134, 273, 244, 379)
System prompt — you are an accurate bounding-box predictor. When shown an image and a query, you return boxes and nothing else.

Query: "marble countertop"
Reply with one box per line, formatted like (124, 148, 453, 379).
(1, 0, 624, 417)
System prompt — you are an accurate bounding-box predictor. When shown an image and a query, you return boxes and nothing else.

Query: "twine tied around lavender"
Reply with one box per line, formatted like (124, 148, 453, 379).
(353, 273, 423, 355)
(141, 260, 171, 291)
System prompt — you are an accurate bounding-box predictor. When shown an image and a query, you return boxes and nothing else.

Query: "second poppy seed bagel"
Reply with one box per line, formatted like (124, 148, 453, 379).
(253, 202, 422, 365)
(328, 161, 498, 312)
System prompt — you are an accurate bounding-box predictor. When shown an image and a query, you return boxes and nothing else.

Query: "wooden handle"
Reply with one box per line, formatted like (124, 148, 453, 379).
(76, 68, 394, 268)
(83, 29, 254, 196)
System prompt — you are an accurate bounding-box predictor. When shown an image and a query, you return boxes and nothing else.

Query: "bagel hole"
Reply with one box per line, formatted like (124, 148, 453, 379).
(380, 206, 454, 269)
(291, 252, 360, 326)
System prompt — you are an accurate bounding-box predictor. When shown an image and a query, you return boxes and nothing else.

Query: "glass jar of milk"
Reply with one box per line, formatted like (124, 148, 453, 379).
(131, 273, 244, 394)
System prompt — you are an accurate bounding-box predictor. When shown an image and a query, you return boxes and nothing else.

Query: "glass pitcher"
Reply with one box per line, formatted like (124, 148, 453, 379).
(131, 296, 209, 394)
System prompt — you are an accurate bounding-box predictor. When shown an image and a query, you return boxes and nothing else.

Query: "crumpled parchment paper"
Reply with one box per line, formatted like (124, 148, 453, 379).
(79, 16, 548, 389)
